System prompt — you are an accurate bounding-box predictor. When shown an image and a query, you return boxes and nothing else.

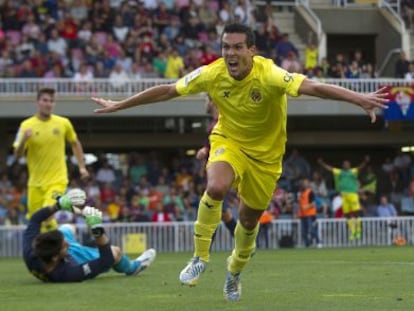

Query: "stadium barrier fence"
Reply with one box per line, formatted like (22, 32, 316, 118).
(1, 217, 412, 257)
(0, 78, 410, 97)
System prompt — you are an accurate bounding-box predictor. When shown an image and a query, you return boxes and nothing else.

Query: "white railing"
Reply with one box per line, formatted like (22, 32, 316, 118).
(1, 217, 413, 257)
(0, 78, 410, 98)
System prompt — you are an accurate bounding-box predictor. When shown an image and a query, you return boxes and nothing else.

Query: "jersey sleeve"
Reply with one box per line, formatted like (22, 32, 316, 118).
(48, 243, 114, 282)
(332, 168, 341, 177)
(13, 124, 26, 150)
(64, 118, 78, 143)
(270, 64, 306, 97)
(175, 66, 208, 96)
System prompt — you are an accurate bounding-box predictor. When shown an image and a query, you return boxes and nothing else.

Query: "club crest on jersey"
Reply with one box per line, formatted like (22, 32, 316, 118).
(53, 128, 60, 135)
(250, 88, 262, 103)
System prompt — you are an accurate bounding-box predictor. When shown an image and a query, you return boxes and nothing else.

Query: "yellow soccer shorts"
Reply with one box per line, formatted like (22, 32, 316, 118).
(207, 134, 282, 210)
(27, 183, 67, 219)
(341, 192, 361, 215)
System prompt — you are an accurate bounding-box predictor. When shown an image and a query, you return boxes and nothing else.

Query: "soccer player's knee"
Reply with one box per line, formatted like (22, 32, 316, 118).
(239, 216, 259, 231)
(206, 184, 228, 201)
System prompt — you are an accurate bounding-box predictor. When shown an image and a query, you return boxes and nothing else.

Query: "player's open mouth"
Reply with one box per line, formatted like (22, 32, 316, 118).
(227, 60, 238, 72)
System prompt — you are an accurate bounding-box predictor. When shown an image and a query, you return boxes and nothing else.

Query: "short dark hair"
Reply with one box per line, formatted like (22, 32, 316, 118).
(37, 87, 55, 100)
(221, 23, 256, 48)
(33, 230, 64, 263)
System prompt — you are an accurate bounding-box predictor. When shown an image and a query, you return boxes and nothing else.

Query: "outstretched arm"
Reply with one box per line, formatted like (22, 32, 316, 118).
(357, 155, 370, 170)
(318, 158, 333, 172)
(92, 83, 180, 113)
(299, 79, 388, 123)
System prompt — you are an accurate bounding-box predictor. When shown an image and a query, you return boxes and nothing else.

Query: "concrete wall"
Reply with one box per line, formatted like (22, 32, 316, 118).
(313, 8, 401, 76)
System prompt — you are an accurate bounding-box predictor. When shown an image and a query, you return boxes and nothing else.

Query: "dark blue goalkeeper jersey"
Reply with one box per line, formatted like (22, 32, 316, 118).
(23, 207, 114, 282)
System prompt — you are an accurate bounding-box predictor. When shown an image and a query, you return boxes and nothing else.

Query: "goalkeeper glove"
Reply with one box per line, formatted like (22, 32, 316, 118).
(56, 188, 86, 213)
(82, 206, 105, 237)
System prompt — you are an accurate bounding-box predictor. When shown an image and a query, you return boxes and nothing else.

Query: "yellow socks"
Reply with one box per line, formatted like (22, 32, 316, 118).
(194, 192, 222, 262)
(228, 221, 259, 274)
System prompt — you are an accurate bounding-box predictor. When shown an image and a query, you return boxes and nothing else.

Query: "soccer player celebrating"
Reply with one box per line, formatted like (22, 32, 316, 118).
(23, 188, 156, 282)
(91, 23, 388, 301)
(13, 87, 89, 232)
(318, 156, 370, 240)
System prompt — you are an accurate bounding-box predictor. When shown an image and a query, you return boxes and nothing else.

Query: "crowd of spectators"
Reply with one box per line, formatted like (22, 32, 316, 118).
(0, 0, 382, 82)
(1, 148, 414, 226)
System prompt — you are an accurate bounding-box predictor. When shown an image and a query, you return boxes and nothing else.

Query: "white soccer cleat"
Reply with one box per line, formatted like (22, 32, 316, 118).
(223, 271, 242, 302)
(179, 257, 207, 286)
(132, 248, 156, 275)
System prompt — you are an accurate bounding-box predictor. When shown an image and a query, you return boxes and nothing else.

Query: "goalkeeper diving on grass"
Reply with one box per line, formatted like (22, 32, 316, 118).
(23, 188, 156, 282)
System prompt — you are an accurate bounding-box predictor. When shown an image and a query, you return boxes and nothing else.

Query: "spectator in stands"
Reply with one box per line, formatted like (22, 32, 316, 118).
(256, 207, 272, 249)
(318, 156, 370, 240)
(112, 14, 129, 43)
(162, 15, 181, 42)
(164, 48, 184, 79)
(376, 194, 398, 217)
(310, 171, 329, 218)
(116, 49, 133, 73)
(109, 63, 129, 91)
(198, 0, 218, 31)
(219, 2, 234, 24)
(59, 11, 78, 47)
(151, 201, 172, 222)
(395, 51, 410, 78)
(393, 150, 412, 187)
(96, 161, 116, 186)
(254, 23, 270, 57)
(304, 42, 318, 72)
(73, 63, 94, 92)
(153, 2, 173, 34)
(84, 35, 103, 66)
(47, 29, 68, 59)
(285, 149, 311, 180)
(152, 51, 168, 77)
(360, 63, 376, 79)
(275, 33, 298, 59)
(404, 62, 414, 80)
(346, 61, 361, 79)
(297, 177, 322, 248)
(200, 45, 218, 66)
(281, 51, 302, 73)
(22, 14, 41, 42)
(0, 49, 14, 72)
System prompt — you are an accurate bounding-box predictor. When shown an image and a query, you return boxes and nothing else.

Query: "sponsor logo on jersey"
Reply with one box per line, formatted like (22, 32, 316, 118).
(82, 263, 92, 276)
(214, 147, 225, 156)
(184, 67, 203, 86)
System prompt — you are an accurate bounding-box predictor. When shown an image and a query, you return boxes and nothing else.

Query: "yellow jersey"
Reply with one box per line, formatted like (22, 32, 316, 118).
(176, 56, 306, 164)
(13, 114, 78, 187)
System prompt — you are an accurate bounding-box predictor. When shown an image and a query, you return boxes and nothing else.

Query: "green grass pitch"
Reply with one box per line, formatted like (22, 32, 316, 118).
(1, 247, 414, 311)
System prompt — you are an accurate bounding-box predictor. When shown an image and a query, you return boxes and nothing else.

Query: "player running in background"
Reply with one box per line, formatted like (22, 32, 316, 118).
(318, 156, 370, 240)
(23, 188, 156, 282)
(196, 94, 237, 242)
(91, 23, 388, 301)
(13, 87, 89, 232)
